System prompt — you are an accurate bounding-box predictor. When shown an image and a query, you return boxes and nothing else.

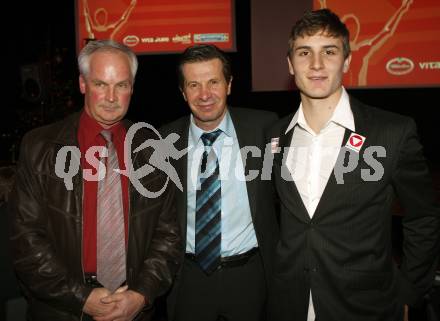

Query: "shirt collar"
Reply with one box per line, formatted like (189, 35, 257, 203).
(285, 87, 355, 134)
(330, 87, 355, 132)
(189, 109, 235, 145)
(79, 109, 125, 147)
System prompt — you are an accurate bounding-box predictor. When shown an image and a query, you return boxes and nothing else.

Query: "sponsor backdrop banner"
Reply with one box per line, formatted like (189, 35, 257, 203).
(314, 0, 440, 88)
(76, 0, 235, 55)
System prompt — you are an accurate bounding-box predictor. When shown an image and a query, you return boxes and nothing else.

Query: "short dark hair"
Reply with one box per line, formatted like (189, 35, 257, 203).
(177, 44, 232, 89)
(287, 9, 350, 59)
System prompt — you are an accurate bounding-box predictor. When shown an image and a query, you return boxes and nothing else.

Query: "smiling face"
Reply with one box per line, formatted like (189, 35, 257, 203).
(79, 50, 133, 128)
(181, 58, 232, 131)
(288, 31, 351, 106)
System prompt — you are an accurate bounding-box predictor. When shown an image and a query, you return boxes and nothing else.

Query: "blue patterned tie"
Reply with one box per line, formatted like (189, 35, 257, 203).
(195, 129, 222, 274)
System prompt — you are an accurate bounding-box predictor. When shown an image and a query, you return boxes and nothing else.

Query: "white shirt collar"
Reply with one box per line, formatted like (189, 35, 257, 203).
(189, 109, 235, 145)
(285, 87, 355, 134)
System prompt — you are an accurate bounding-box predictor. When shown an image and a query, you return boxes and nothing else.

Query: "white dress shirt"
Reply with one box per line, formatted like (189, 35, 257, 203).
(186, 111, 258, 256)
(285, 88, 355, 321)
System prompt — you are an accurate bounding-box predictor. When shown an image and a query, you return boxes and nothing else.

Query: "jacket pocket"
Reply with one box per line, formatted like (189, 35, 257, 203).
(46, 175, 79, 218)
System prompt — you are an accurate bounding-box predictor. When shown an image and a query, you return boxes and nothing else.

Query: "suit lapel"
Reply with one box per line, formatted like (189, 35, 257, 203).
(170, 118, 190, 241)
(311, 128, 352, 221)
(229, 109, 259, 223)
(274, 119, 311, 223)
(312, 98, 370, 221)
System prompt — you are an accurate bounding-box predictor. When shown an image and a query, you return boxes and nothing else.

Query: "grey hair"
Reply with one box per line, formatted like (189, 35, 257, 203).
(77, 39, 138, 81)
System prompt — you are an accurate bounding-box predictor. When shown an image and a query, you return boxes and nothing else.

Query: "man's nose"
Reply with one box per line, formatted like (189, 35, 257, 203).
(106, 87, 117, 102)
(311, 54, 324, 70)
(199, 85, 212, 100)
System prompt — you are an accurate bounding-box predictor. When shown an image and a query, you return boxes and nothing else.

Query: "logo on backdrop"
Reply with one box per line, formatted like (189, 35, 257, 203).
(386, 57, 414, 76)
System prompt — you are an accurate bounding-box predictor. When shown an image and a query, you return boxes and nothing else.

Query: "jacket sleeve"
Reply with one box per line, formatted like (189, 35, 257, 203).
(392, 118, 440, 306)
(9, 133, 91, 316)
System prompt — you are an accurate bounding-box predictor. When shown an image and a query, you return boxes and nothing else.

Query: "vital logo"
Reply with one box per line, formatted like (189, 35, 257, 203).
(419, 61, 440, 70)
(386, 57, 414, 76)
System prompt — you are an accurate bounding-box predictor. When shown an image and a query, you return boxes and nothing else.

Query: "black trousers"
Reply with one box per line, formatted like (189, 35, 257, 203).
(173, 252, 267, 321)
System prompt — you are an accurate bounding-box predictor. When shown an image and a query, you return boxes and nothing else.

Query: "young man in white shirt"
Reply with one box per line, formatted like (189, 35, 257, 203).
(267, 8, 440, 321)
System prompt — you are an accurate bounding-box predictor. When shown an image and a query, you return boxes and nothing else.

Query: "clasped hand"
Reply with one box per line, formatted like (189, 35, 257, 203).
(83, 285, 145, 321)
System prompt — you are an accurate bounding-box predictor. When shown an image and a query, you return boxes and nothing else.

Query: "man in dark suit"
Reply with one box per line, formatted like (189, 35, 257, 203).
(9, 40, 181, 321)
(267, 9, 440, 321)
(161, 44, 279, 321)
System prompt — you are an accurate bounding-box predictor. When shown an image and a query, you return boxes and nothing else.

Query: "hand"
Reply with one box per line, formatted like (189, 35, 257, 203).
(93, 290, 146, 321)
(83, 287, 115, 317)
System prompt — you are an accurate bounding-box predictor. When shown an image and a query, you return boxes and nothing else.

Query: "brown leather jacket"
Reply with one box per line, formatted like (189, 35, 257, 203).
(9, 112, 182, 321)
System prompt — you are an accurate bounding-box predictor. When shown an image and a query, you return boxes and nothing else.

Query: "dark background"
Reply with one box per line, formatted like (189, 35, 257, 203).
(2, 0, 439, 166)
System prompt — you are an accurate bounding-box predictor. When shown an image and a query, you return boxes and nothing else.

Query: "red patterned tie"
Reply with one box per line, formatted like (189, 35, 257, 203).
(97, 130, 126, 292)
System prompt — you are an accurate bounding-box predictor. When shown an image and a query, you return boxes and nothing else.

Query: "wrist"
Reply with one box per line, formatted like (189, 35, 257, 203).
(130, 290, 148, 307)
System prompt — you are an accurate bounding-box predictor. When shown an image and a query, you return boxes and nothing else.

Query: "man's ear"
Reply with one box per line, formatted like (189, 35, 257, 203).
(180, 88, 187, 101)
(79, 75, 86, 94)
(343, 54, 352, 73)
(287, 56, 294, 76)
(227, 76, 233, 95)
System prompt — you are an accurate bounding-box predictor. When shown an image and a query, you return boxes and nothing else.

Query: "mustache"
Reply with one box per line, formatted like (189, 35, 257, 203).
(99, 103, 121, 109)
